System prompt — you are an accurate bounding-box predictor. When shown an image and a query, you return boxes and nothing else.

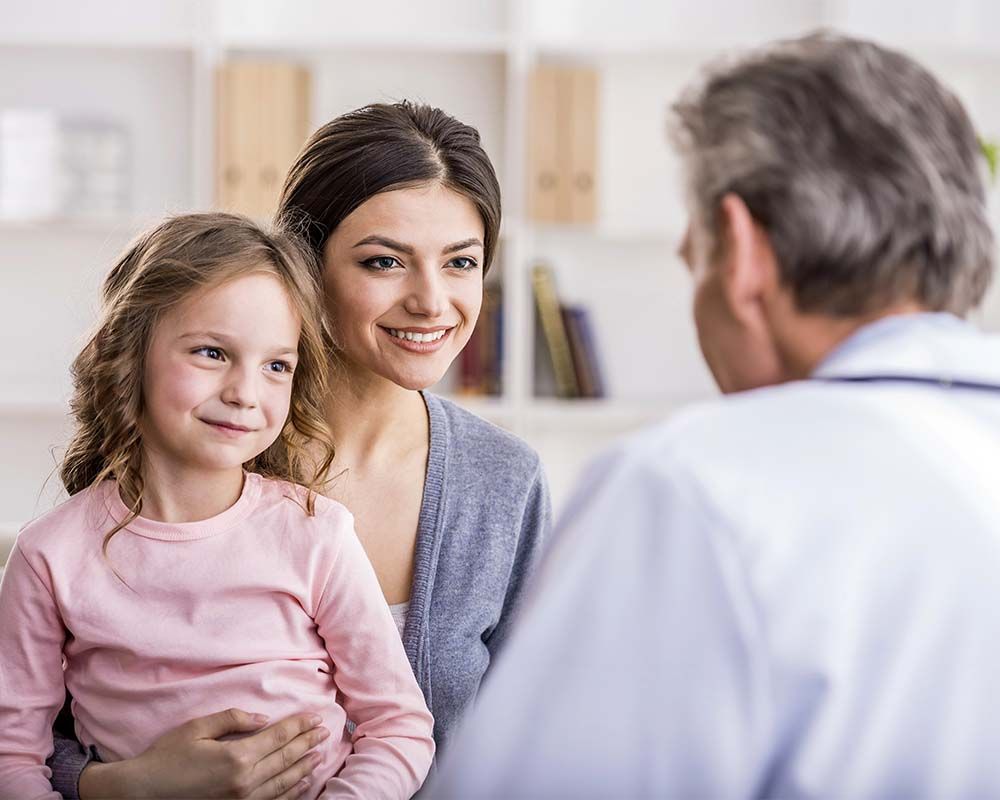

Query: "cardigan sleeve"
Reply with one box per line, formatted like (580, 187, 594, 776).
(483, 459, 552, 665)
(45, 731, 92, 800)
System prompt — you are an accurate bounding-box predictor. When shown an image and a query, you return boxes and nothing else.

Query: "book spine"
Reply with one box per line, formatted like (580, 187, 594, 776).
(492, 290, 504, 396)
(574, 306, 605, 398)
(563, 306, 595, 398)
(531, 265, 580, 398)
(459, 323, 483, 395)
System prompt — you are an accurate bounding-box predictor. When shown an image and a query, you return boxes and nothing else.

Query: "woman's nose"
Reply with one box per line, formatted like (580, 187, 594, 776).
(404, 267, 447, 318)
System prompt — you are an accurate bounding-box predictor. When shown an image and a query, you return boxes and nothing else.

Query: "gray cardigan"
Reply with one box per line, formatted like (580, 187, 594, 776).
(49, 392, 551, 797)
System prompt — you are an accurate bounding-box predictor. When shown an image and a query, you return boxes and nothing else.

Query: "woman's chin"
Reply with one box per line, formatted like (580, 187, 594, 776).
(379, 363, 450, 392)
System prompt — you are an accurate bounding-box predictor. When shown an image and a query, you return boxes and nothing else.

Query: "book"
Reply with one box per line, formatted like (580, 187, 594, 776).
(562, 305, 605, 399)
(532, 264, 580, 398)
(459, 285, 503, 396)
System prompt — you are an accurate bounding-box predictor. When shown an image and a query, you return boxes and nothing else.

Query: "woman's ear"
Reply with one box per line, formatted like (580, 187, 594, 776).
(716, 192, 780, 322)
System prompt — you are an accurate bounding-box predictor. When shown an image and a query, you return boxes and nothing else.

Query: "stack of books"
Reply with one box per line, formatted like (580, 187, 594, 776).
(458, 285, 503, 396)
(531, 264, 605, 399)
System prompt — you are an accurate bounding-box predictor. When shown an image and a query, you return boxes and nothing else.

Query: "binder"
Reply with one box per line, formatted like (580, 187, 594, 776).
(566, 68, 597, 224)
(527, 65, 598, 224)
(216, 61, 311, 219)
(528, 65, 568, 222)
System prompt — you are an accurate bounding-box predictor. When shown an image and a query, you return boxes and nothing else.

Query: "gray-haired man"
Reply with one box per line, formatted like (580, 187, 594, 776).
(431, 33, 1000, 798)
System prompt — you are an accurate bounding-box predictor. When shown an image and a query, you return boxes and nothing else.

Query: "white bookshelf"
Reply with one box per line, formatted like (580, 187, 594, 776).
(3, 0, 1000, 525)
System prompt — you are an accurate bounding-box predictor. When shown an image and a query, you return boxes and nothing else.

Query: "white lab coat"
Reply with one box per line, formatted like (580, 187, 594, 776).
(431, 313, 1000, 799)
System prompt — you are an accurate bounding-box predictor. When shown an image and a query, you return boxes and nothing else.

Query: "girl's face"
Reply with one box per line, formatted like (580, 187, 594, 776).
(322, 182, 485, 390)
(141, 272, 301, 476)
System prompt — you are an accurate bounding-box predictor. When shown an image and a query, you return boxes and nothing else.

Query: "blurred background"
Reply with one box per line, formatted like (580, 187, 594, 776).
(2, 0, 1000, 558)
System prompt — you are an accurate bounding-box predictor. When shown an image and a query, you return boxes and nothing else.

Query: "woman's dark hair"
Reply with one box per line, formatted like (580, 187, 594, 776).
(276, 101, 502, 272)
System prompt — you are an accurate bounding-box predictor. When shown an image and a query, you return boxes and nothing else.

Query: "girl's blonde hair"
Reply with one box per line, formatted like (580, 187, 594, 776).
(61, 212, 335, 553)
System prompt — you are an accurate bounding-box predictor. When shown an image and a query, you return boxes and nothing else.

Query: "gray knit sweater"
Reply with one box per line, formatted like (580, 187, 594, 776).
(48, 392, 551, 797)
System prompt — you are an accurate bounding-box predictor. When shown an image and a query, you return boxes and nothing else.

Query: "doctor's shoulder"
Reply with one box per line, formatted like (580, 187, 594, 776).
(604, 380, 830, 475)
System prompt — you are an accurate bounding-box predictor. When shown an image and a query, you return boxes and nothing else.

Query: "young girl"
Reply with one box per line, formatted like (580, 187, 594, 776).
(0, 213, 434, 800)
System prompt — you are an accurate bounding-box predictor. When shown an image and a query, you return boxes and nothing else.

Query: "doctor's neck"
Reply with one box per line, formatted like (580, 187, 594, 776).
(769, 295, 929, 381)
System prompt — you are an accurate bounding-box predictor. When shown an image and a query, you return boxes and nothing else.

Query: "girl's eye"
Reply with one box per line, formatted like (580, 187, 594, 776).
(266, 360, 294, 374)
(194, 346, 225, 361)
(448, 256, 479, 271)
(362, 256, 401, 271)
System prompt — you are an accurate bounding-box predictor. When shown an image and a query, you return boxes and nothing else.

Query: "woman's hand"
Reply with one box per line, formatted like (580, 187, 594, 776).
(78, 708, 330, 799)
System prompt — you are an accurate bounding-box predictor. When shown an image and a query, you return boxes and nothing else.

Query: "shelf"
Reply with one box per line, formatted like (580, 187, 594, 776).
(530, 37, 747, 59)
(0, 400, 70, 418)
(221, 32, 511, 56)
(533, 222, 683, 245)
(0, 216, 154, 236)
(0, 0, 204, 51)
(523, 397, 702, 429)
(439, 394, 515, 422)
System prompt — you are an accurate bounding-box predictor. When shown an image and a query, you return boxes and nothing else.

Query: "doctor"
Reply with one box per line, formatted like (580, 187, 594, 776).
(431, 32, 1000, 798)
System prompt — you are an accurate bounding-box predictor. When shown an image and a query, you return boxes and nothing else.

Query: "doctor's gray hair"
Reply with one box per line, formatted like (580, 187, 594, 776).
(670, 32, 994, 316)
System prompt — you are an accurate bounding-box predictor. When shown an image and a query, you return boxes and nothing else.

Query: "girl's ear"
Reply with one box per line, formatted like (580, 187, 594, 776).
(716, 193, 781, 323)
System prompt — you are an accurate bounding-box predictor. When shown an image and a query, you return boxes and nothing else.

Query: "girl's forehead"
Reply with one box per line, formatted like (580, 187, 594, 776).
(161, 273, 300, 332)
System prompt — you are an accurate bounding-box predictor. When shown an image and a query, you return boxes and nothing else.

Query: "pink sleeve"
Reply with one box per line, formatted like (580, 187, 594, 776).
(315, 518, 435, 799)
(0, 545, 66, 800)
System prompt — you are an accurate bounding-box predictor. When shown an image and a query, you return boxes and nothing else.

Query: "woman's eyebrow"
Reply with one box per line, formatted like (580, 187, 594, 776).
(443, 238, 483, 254)
(352, 235, 414, 255)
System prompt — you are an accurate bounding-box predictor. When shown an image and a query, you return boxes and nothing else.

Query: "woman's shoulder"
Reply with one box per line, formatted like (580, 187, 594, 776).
(425, 392, 542, 479)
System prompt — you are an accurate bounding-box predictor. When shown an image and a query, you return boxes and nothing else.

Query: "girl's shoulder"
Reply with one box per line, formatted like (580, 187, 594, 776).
(15, 482, 111, 559)
(254, 474, 355, 529)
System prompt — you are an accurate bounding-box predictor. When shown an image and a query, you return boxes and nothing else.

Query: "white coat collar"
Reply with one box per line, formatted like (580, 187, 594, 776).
(811, 311, 1000, 385)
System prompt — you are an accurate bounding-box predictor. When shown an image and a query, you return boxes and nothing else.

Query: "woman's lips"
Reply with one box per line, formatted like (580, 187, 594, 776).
(380, 326, 454, 353)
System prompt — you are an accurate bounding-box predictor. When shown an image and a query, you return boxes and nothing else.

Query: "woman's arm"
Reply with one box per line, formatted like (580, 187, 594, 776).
(316, 521, 435, 799)
(63, 709, 329, 800)
(483, 461, 552, 662)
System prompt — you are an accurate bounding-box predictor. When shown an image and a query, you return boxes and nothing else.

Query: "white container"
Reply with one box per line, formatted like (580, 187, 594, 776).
(0, 109, 62, 220)
(60, 118, 130, 218)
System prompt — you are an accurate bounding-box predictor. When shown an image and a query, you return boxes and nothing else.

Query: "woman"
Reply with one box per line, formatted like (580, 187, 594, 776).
(49, 102, 550, 800)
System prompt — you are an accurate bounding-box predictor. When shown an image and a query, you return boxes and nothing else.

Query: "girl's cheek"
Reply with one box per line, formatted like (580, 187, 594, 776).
(161, 369, 218, 410)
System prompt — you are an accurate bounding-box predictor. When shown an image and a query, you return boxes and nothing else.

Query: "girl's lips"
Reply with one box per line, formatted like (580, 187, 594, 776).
(380, 326, 453, 354)
(201, 419, 254, 438)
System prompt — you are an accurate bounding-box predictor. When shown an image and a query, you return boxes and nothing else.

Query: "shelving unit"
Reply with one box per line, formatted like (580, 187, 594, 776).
(3, 0, 1000, 519)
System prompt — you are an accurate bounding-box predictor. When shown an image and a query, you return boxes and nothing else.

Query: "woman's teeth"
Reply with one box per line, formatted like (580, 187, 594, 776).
(388, 328, 448, 343)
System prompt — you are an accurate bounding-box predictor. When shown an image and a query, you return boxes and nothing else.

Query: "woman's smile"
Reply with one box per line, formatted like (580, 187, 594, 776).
(380, 325, 455, 353)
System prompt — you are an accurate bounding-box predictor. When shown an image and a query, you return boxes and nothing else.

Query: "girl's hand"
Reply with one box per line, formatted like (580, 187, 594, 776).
(78, 708, 330, 799)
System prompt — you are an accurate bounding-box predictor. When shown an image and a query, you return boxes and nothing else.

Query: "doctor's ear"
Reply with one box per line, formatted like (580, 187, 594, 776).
(716, 192, 780, 319)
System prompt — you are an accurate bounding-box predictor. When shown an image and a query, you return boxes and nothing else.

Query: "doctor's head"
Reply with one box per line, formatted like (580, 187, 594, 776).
(670, 32, 994, 394)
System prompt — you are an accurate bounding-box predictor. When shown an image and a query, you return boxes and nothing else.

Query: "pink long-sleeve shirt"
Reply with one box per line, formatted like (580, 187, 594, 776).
(0, 472, 434, 800)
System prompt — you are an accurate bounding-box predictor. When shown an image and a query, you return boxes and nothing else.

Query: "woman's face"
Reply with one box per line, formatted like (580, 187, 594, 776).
(322, 182, 486, 390)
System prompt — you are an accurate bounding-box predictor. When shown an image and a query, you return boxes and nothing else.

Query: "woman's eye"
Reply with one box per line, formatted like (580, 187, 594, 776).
(266, 360, 293, 374)
(362, 256, 401, 271)
(448, 256, 479, 271)
(194, 346, 225, 361)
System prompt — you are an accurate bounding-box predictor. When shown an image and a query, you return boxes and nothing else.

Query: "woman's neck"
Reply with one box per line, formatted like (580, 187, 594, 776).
(325, 362, 429, 469)
(135, 458, 245, 523)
